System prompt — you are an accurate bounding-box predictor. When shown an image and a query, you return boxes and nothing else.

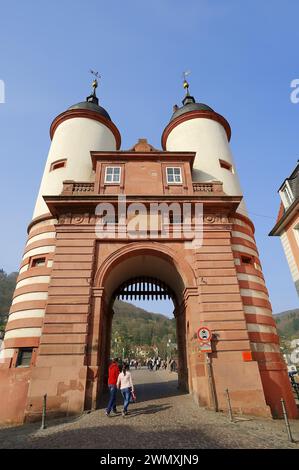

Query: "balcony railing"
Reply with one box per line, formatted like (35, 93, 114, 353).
(192, 181, 223, 193)
(62, 181, 95, 195)
(61, 180, 224, 195)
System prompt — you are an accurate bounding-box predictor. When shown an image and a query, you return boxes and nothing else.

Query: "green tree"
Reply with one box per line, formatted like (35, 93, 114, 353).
(111, 300, 176, 359)
(0, 269, 18, 338)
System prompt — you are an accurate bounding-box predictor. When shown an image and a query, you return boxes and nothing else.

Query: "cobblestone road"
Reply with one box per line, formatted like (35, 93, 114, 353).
(0, 368, 299, 449)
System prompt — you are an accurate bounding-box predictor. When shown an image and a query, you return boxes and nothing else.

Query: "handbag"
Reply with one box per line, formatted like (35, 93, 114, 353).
(130, 390, 136, 403)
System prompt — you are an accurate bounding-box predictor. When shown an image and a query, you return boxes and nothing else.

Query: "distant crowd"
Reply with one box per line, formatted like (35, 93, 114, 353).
(123, 357, 178, 372)
(146, 356, 177, 372)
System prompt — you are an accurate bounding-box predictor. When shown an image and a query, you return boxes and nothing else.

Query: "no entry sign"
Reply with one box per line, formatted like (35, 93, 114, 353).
(197, 326, 212, 342)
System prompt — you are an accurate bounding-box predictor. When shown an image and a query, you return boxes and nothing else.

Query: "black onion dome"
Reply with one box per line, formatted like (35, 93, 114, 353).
(68, 101, 111, 121)
(170, 96, 214, 122)
(164, 88, 231, 144)
(170, 102, 214, 121)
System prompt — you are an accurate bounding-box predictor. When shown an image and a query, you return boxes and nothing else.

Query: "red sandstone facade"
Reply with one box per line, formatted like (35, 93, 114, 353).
(0, 91, 297, 425)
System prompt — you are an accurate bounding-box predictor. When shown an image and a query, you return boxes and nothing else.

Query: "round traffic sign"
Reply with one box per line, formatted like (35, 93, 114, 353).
(197, 327, 212, 342)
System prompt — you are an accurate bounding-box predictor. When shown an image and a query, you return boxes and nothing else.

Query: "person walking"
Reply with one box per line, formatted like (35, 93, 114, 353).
(117, 363, 135, 417)
(105, 358, 120, 416)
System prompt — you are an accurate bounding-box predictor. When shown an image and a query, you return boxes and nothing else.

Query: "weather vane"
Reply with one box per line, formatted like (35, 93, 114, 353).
(86, 70, 101, 103)
(182, 70, 191, 95)
(89, 69, 101, 91)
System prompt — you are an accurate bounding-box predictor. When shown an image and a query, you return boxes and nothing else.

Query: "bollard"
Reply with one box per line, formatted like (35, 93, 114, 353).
(40, 393, 47, 430)
(281, 398, 294, 443)
(225, 388, 234, 422)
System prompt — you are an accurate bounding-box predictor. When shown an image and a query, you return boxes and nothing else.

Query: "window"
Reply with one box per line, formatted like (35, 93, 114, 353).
(30, 256, 46, 268)
(241, 255, 253, 265)
(105, 167, 121, 183)
(280, 181, 294, 208)
(166, 167, 182, 184)
(293, 223, 299, 247)
(16, 348, 33, 367)
(50, 159, 67, 171)
(219, 159, 233, 172)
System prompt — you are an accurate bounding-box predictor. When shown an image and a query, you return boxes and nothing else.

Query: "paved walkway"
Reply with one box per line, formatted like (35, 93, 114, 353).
(0, 368, 299, 449)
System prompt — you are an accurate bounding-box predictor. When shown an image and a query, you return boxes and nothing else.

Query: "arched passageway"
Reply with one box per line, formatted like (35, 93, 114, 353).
(90, 245, 197, 408)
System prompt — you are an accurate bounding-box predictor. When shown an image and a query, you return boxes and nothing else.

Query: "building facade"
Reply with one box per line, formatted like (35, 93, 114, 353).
(283, 338, 299, 372)
(270, 162, 299, 296)
(0, 82, 297, 424)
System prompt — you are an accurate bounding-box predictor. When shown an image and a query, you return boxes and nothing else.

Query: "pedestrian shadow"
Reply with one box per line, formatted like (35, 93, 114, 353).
(126, 404, 172, 417)
(135, 380, 187, 400)
(0, 424, 223, 449)
(99, 379, 187, 409)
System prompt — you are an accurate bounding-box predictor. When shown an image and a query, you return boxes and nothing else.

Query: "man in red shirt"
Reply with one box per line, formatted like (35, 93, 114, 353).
(106, 358, 120, 416)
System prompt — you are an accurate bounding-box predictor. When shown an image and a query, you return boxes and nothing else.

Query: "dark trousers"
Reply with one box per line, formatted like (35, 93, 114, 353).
(106, 385, 117, 413)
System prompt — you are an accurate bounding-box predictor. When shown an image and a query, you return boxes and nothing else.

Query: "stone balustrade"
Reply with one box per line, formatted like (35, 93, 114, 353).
(62, 181, 95, 195)
(192, 181, 223, 193)
(61, 180, 224, 195)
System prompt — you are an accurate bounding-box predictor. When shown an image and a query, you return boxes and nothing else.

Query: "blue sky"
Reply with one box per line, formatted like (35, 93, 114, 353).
(0, 0, 298, 316)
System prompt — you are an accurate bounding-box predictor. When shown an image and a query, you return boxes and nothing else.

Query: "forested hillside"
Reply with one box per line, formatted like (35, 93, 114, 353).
(0, 269, 18, 337)
(2, 267, 298, 353)
(274, 309, 299, 339)
(112, 300, 176, 358)
(0, 269, 176, 353)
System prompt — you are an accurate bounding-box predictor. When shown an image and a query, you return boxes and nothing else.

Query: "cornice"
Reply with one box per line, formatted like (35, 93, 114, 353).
(161, 109, 231, 150)
(50, 109, 121, 150)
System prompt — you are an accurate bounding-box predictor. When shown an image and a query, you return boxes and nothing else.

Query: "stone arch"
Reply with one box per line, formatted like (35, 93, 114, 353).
(94, 241, 197, 298)
(91, 242, 197, 407)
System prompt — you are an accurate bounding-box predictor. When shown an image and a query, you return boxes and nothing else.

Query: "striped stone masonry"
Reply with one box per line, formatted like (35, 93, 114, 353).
(231, 215, 295, 417)
(36, 228, 94, 366)
(0, 217, 57, 364)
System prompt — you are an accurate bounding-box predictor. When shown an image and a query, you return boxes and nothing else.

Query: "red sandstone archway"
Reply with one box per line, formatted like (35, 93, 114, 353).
(95, 242, 197, 289)
(89, 242, 198, 408)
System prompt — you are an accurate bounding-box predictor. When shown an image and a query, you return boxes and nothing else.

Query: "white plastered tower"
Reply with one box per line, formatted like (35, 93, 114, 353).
(0, 83, 121, 363)
(161, 83, 247, 216)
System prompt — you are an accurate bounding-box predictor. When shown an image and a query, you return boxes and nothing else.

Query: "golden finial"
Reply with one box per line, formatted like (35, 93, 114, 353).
(92, 78, 98, 90)
(90, 69, 101, 93)
(182, 70, 191, 95)
(87, 70, 101, 104)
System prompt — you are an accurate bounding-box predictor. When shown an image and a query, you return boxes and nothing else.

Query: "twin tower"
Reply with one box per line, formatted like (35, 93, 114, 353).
(0, 81, 297, 424)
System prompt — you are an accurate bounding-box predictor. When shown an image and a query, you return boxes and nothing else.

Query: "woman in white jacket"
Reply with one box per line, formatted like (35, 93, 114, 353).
(117, 363, 135, 416)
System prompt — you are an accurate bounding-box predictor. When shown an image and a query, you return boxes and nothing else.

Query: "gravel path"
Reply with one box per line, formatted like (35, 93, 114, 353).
(0, 368, 299, 449)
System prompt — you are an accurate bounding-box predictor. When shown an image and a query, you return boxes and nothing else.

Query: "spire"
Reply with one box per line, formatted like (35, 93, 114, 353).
(182, 70, 195, 106)
(183, 71, 190, 96)
(67, 70, 112, 121)
(86, 70, 100, 105)
(169, 73, 214, 123)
